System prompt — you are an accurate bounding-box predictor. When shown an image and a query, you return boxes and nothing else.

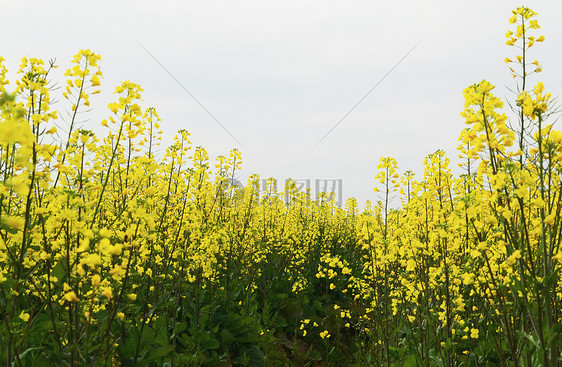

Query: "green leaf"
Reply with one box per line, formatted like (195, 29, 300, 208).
(50, 261, 66, 283)
(201, 337, 220, 350)
(403, 354, 417, 367)
(520, 331, 541, 349)
(155, 328, 170, 347)
(542, 271, 558, 287)
(275, 316, 287, 328)
(240, 345, 265, 367)
(444, 337, 452, 351)
(234, 333, 259, 344)
(171, 321, 187, 339)
(137, 345, 175, 367)
(18, 347, 43, 360)
(220, 329, 236, 344)
(0, 220, 20, 234)
(140, 327, 155, 349)
(310, 349, 323, 361)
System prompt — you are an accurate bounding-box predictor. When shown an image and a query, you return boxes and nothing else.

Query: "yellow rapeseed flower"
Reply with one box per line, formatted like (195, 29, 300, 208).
(19, 311, 30, 322)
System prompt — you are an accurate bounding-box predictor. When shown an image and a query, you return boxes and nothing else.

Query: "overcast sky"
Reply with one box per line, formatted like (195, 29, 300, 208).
(4, 0, 562, 206)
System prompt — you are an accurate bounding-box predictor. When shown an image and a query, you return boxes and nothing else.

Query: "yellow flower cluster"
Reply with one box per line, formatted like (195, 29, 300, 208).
(0, 7, 560, 364)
